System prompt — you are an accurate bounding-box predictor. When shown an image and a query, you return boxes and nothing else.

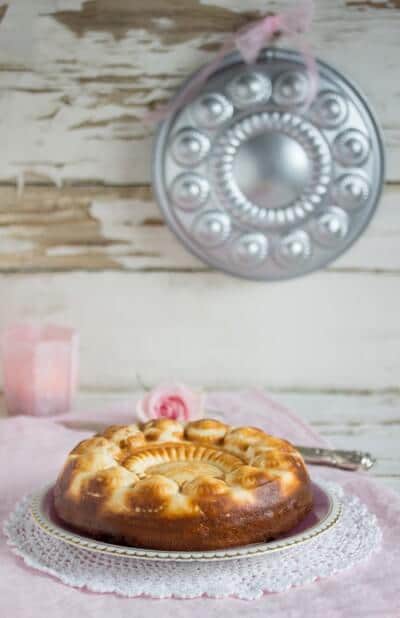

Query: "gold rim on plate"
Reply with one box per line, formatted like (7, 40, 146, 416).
(30, 482, 342, 562)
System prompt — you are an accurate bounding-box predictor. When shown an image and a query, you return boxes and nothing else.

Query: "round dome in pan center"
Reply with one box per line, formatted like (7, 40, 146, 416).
(232, 131, 313, 210)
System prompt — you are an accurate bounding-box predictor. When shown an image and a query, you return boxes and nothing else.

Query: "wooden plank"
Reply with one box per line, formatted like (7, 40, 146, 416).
(0, 183, 398, 273)
(0, 0, 399, 184)
(273, 391, 400, 426)
(0, 269, 398, 391)
(273, 391, 400, 481)
(0, 184, 199, 272)
(248, 391, 400, 493)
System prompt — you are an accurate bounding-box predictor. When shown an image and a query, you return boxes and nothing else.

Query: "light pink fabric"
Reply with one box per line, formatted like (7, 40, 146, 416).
(1, 390, 399, 617)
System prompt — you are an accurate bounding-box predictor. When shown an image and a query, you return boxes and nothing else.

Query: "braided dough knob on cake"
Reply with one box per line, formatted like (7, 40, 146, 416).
(54, 418, 313, 551)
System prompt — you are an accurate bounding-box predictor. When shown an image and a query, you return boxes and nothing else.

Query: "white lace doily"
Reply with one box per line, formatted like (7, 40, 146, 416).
(4, 481, 381, 600)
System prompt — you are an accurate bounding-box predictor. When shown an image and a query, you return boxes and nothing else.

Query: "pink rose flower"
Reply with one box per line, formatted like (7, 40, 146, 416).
(136, 383, 204, 423)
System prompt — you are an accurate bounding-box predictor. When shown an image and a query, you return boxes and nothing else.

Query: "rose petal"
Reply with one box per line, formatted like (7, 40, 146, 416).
(135, 392, 153, 422)
(135, 383, 205, 424)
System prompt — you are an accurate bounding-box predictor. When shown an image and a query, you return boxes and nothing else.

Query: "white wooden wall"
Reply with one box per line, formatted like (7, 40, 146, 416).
(0, 0, 399, 393)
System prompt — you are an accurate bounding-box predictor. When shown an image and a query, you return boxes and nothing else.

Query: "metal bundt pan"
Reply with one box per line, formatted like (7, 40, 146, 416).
(152, 48, 385, 281)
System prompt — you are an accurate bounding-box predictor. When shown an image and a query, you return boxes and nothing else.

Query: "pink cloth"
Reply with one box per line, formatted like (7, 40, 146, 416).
(1, 390, 399, 617)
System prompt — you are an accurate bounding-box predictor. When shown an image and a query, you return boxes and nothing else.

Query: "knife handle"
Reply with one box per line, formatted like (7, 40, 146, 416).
(298, 446, 375, 471)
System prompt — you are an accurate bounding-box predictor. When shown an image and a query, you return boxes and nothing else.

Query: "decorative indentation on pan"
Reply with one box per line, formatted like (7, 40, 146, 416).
(192, 210, 231, 248)
(191, 93, 234, 129)
(232, 233, 269, 267)
(274, 70, 309, 106)
(276, 230, 312, 266)
(227, 72, 272, 108)
(211, 111, 331, 227)
(332, 173, 371, 210)
(170, 173, 210, 211)
(171, 128, 210, 166)
(312, 90, 348, 129)
(312, 207, 349, 246)
(333, 129, 370, 166)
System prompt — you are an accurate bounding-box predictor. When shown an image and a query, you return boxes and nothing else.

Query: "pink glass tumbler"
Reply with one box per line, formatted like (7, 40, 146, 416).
(1, 323, 79, 416)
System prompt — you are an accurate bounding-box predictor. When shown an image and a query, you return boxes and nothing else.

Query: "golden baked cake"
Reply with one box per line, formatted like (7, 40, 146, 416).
(54, 418, 313, 550)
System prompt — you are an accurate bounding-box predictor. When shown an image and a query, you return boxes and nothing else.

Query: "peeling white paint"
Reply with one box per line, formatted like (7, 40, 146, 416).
(0, 184, 399, 271)
(0, 232, 34, 253)
(199, 0, 265, 11)
(151, 17, 175, 30)
(0, 0, 398, 183)
(0, 0, 35, 64)
(0, 0, 86, 64)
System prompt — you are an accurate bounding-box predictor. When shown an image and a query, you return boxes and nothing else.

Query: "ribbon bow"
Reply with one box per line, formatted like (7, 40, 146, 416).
(146, 1, 317, 124)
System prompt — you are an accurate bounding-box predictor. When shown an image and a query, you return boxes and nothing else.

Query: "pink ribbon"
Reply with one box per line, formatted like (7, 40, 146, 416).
(145, 1, 317, 125)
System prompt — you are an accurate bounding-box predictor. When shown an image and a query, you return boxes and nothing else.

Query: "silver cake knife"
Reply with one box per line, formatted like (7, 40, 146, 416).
(60, 420, 376, 472)
(297, 446, 375, 471)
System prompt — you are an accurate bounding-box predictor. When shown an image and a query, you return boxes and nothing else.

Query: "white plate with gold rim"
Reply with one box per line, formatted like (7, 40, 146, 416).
(30, 481, 341, 562)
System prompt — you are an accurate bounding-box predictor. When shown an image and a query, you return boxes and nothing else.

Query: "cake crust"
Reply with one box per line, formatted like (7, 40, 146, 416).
(54, 418, 313, 550)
